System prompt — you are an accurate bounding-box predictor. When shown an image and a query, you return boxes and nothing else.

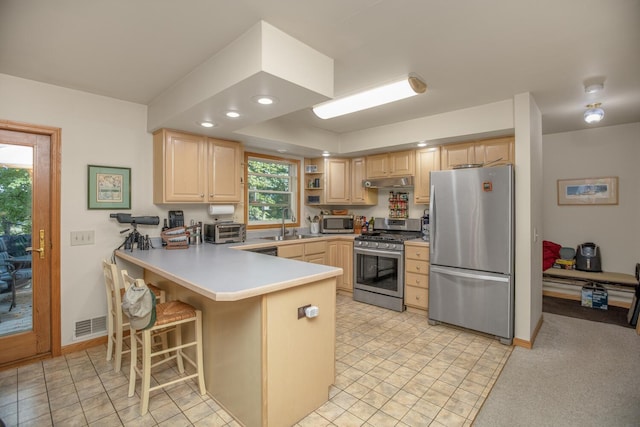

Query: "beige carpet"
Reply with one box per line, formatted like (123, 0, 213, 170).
(474, 313, 640, 426)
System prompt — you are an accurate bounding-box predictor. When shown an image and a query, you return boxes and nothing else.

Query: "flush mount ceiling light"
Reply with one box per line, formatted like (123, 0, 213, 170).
(312, 75, 427, 119)
(199, 121, 216, 128)
(584, 103, 604, 124)
(585, 83, 604, 94)
(225, 111, 241, 118)
(322, 151, 330, 157)
(252, 95, 278, 105)
(416, 141, 427, 147)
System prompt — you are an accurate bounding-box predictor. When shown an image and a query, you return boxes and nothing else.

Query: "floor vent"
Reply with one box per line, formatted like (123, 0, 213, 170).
(74, 315, 107, 340)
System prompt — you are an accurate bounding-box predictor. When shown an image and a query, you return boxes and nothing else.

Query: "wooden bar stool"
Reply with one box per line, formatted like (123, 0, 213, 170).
(122, 271, 206, 415)
(101, 260, 167, 373)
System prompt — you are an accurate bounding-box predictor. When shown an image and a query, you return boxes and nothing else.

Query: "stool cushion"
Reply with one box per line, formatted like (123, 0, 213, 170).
(155, 301, 196, 326)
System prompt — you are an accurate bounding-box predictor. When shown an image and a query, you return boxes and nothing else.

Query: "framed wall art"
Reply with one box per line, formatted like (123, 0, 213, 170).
(88, 165, 131, 209)
(557, 176, 618, 206)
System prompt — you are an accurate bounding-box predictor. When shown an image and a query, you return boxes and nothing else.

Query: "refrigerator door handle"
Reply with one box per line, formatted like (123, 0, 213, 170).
(430, 265, 510, 283)
(429, 184, 435, 245)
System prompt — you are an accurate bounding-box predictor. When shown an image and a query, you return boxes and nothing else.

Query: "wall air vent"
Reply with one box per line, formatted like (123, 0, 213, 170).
(74, 315, 107, 340)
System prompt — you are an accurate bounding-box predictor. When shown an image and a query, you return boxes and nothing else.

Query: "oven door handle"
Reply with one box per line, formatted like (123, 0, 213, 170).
(354, 247, 403, 258)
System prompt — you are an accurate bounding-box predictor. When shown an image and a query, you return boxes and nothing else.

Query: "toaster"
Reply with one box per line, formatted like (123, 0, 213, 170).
(575, 242, 602, 272)
(204, 222, 246, 244)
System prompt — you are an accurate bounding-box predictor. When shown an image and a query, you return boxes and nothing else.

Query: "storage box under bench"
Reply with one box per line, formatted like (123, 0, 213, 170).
(543, 268, 638, 309)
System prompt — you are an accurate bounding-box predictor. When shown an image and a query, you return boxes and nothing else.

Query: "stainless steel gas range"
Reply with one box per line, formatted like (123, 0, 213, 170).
(353, 218, 422, 311)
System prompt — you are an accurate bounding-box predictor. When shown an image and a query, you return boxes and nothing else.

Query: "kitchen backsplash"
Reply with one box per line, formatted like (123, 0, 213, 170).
(304, 187, 427, 222)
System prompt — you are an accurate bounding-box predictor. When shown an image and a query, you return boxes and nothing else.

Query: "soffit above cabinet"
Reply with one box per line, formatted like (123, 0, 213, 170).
(147, 21, 334, 139)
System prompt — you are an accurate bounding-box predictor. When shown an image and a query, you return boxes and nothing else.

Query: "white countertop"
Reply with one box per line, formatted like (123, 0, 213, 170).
(116, 243, 342, 302)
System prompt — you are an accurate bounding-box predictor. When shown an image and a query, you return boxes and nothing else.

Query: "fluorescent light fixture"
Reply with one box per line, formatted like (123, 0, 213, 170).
(225, 111, 241, 118)
(252, 95, 277, 105)
(584, 103, 604, 124)
(312, 75, 427, 119)
(199, 121, 216, 128)
(585, 83, 604, 94)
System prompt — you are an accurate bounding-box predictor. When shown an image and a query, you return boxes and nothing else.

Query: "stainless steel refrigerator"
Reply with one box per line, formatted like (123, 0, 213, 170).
(428, 165, 514, 344)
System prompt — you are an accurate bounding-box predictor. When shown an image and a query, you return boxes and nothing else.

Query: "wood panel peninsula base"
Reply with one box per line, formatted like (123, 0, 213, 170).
(115, 246, 341, 427)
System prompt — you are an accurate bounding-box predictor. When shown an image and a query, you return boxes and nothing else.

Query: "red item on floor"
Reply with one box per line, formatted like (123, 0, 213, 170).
(543, 240, 562, 271)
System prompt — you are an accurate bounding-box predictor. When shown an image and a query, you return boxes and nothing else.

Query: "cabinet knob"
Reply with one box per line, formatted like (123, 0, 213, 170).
(416, 252, 421, 257)
(416, 265, 420, 270)
(209, 194, 213, 197)
(200, 194, 204, 197)
(416, 279, 420, 284)
(415, 295, 420, 300)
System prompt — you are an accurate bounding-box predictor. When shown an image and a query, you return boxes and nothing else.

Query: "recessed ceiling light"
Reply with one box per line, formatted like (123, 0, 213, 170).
(417, 141, 427, 147)
(252, 95, 277, 105)
(585, 83, 604, 94)
(199, 121, 216, 128)
(322, 151, 330, 157)
(276, 148, 287, 153)
(225, 111, 241, 118)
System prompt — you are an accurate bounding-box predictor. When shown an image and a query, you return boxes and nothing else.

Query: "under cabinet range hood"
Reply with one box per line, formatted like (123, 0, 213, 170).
(362, 176, 414, 188)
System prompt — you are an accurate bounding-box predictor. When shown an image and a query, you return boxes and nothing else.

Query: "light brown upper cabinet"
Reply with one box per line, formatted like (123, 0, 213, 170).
(304, 157, 377, 206)
(365, 150, 415, 178)
(474, 136, 514, 166)
(350, 157, 377, 205)
(414, 147, 441, 204)
(440, 136, 514, 170)
(207, 138, 241, 202)
(325, 158, 351, 204)
(153, 129, 241, 203)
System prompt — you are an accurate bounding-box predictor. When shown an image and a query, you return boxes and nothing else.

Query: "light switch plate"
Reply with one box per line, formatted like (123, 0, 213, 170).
(70, 230, 95, 246)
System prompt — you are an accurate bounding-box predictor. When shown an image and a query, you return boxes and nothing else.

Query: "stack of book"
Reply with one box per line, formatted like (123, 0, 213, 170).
(552, 258, 576, 269)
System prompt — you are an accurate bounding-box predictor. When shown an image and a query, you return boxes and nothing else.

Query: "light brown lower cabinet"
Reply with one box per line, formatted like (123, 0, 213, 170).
(278, 241, 328, 264)
(404, 243, 429, 313)
(327, 240, 354, 292)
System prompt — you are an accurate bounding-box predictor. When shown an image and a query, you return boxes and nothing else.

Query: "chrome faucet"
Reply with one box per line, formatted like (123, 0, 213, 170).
(281, 207, 290, 238)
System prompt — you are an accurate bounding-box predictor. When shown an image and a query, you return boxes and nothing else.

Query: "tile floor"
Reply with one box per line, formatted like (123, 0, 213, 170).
(0, 294, 512, 426)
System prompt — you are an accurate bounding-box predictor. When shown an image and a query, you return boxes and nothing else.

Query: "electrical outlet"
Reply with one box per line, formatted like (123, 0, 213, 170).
(70, 230, 95, 246)
(297, 304, 311, 319)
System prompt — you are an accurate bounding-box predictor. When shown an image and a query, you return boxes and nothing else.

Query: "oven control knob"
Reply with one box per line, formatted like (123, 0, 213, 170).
(381, 243, 389, 249)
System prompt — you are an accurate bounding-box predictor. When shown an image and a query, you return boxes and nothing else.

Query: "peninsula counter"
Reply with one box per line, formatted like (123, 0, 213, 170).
(116, 244, 342, 427)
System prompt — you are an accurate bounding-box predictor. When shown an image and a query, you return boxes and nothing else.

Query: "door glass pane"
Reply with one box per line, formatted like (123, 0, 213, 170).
(0, 144, 33, 336)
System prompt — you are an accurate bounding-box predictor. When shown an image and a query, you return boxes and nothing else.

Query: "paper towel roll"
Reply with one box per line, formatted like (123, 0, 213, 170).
(208, 204, 234, 215)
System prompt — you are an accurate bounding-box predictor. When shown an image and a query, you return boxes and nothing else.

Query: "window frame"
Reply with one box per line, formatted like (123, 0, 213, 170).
(244, 152, 300, 230)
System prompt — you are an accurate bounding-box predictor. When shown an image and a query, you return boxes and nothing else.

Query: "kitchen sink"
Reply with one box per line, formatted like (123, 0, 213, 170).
(260, 234, 316, 241)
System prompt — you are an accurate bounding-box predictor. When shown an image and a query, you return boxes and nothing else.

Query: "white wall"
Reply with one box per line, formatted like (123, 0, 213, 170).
(542, 122, 640, 273)
(0, 73, 217, 345)
(513, 93, 543, 343)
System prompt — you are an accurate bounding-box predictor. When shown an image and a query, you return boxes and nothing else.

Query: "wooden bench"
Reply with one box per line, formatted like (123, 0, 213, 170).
(543, 268, 638, 309)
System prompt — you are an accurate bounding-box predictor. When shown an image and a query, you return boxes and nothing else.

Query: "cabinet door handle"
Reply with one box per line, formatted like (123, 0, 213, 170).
(200, 194, 205, 197)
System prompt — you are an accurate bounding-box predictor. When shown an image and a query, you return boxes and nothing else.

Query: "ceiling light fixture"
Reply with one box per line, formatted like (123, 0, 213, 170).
(312, 74, 427, 120)
(322, 151, 330, 157)
(199, 121, 216, 128)
(225, 111, 241, 118)
(585, 83, 604, 94)
(252, 95, 277, 105)
(584, 103, 604, 124)
(417, 141, 427, 147)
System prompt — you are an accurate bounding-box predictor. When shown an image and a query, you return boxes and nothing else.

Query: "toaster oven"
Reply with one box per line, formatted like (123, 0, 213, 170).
(204, 222, 246, 244)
